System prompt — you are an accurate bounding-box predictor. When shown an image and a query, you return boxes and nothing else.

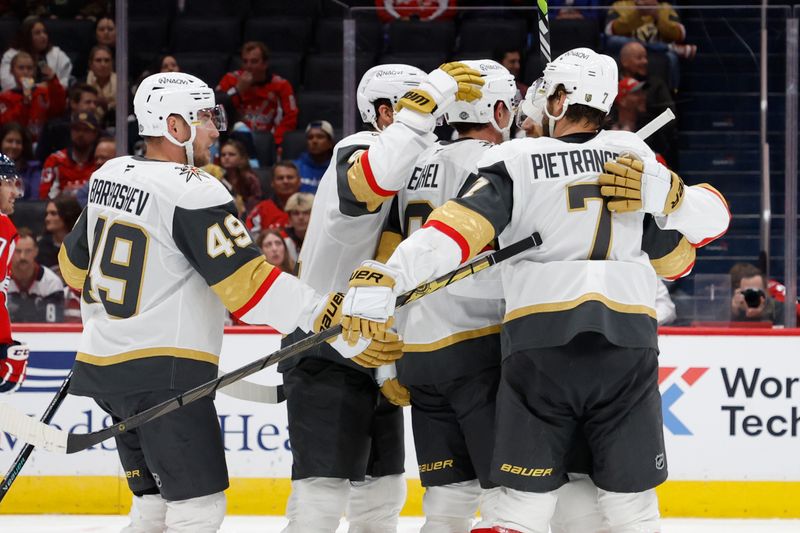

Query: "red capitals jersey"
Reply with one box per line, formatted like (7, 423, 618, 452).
(39, 148, 97, 200)
(217, 70, 298, 146)
(0, 78, 67, 141)
(0, 215, 18, 343)
(245, 198, 289, 233)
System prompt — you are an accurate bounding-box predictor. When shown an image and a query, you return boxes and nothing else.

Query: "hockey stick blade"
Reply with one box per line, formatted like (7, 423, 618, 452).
(1, 233, 542, 452)
(636, 108, 675, 141)
(0, 371, 73, 502)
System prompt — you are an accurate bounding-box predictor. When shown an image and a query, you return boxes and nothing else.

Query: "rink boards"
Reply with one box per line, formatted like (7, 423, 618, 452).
(1, 325, 799, 517)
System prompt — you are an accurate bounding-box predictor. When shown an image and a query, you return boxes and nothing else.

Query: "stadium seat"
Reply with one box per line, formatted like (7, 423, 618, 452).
(10, 201, 46, 237)
(379, 53, 449, 75)
(314, 17, 382, 55)
(457, 18, 528, 55)
(175, 53, 230, 87)
(129, 19, 169, 57)
(549, 18, 599, 59)
(0, 18, 19, 52)
(251, 0, 321, 18)
(281, 130, 308, 161)
(171, 18, 241, 54)
(387, 20, 455, 55)
(129, 0, 175, 20)
(303, 54, 372, 91)
(296, 91, 344, 130)
(251, 131, 276, 168)
(181, 0, 250, 18)
(43, 18, 95, 57)
(243, 17, 313, 54)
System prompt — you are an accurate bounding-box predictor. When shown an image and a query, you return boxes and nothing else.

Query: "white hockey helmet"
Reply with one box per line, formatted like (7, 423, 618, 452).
(357, 64, 425, 130)
(539, 48, 618, 131)
(133, 72, 227, 165)
(442, 59, 519, 140)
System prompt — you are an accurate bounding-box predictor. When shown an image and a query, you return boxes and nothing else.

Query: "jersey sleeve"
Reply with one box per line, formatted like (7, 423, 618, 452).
(273, 78, 298, 146)
(340, 123, 436, 215)
(384, 150, 514, 294)
(59, 207, 90, 290)
(655, 183, 730, 248)
(641, 214, 696, 280)
(171, 198, 321, 333)
(39, 154, 59, 200)
(0, 217, 17, 344)
(374, 196, 403, 263)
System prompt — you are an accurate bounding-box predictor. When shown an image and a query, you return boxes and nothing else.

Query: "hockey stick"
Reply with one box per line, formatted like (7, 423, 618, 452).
(537, 0, 551, 65)
(0, 370, 72, 503)
(218, 378, 285, 404)
(0, 233, 543, 454)
(636, 108, 675, 141)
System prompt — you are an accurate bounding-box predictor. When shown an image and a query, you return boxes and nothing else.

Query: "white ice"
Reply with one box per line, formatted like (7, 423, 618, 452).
(1, 516, 799, 532)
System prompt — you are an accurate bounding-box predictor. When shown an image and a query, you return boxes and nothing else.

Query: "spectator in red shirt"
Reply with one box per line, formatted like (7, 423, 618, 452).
(375, 0, 456, 22)
(39, 112, 99, 200)
(245, 160, 301, 236)
(0, 51, 66, 141)
(219, 138, 262, 215)
(216, 41, 298, 149)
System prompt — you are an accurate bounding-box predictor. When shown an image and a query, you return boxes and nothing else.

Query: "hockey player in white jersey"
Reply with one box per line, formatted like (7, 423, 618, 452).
(374, 59, 514, 532)
(278, 62, 486, 533)
(58, 72, 363, 533)
(340, 48, 730, 533)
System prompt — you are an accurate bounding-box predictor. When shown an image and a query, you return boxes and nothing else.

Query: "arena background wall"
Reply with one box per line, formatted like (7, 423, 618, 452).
(1, 325, 798, 518)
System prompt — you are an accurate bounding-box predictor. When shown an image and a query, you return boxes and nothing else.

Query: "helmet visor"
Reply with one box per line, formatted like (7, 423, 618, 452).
(193, 105, 227, 132)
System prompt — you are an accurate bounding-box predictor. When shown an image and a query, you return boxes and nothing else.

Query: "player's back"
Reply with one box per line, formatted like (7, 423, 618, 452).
(482, 130, 660, 353)
(67, 156, 235, 396)
(297, 130, 388, 294)
(394, 139, 503, 384)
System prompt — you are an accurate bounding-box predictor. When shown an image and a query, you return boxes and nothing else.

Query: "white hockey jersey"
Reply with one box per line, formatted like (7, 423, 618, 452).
(59, 156, 321, 396)
(280, 121, 437, 373)
(384, 130, 730, 354)
(390, 138, 504, 385)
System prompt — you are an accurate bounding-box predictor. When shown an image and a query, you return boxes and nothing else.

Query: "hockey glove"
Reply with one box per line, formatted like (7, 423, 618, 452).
(599, 155, 684, 216)
(342, 261, 399, 346)
(375, 363, 410, 407)
(312, 292, 371, 360)
(0, 341, 30, 394)
(352, 330, 404, 369)
(395, 62, 484, 117)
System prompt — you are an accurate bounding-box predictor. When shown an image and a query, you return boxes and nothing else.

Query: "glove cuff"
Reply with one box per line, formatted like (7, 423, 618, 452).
(394, 107, 437, 133)
(349, 260, 399, 289)
(312, 293, 345, 333)
(374, 362, 397, 385)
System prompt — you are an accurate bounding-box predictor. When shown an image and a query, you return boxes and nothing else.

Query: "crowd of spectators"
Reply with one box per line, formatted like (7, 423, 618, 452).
(0, 1, 791, 328)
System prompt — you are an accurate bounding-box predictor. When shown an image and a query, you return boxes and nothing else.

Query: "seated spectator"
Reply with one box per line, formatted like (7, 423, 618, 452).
(549, 0, 605, 21)
(729, 263, 784, 325)
(219, 139, 262, 215)
(257, 228, 295, 273)
(159, 54, 180, 73)
(39, 112, 100, 200)
(619, 41, 677, 166)
(0, 123, 41, 200)
(245, 161, 301, 235)
(95, 16, 116, 49)
(216, 41, 298, 150)
(375, 0, 455, 22)
(37, 195, 82, 274)
(494, 45, 527, 96)
(611, 77, 646, 132)
(0, 16, 72, 92)
(606, 1, 693, 91)
(76, 136, 115, 207)
(86, 45, 116, 126)
(36, 83, 99, 163)
(8, 227, 64, 323)
(295, 120, 334, 194)
(0, 51, 67, 141)
(282, 192, 313, 263)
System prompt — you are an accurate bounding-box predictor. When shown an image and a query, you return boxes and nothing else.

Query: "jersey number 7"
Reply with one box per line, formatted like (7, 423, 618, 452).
(567, 183, 612, 260)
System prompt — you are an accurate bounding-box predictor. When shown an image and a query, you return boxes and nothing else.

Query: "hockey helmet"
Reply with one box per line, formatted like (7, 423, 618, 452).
(443, 59, 519, 139)
(0, 153, 23, 197)
(540, 48, 618, 123)
(357, 64, 425, 130)
(133, 72, 227, 165)
(516, 77, 548, 129)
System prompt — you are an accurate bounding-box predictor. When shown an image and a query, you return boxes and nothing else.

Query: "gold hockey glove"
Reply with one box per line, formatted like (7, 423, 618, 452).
(380, 378, 411, 407)
(342, 261, 398, 346)
(599, 155, 684, 215)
